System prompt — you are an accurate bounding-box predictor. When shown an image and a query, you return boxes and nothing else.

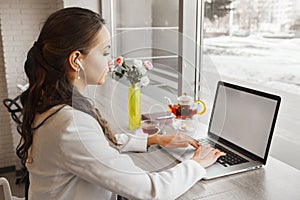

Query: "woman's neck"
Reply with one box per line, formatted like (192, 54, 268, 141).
(74, 80, 86, 94)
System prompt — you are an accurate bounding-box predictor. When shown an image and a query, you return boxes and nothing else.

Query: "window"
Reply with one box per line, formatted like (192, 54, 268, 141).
(102, 0, 182, 103)
(101, 0, 300, 169)
(201, 0, 300, 169)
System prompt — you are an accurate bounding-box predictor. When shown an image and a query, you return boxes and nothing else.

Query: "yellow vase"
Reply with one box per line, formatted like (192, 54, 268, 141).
(128, 83, 141, 130)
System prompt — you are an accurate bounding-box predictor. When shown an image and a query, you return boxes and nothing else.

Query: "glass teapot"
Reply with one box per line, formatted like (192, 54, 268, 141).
(165, 93, 206, 132)
(166, 93, 206, 119)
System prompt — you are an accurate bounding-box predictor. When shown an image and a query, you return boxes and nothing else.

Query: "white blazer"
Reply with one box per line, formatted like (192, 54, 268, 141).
(27, 105, 206, 200)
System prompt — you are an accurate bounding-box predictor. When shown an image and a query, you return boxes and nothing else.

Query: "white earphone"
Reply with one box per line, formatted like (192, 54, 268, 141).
(75, 59, 86, 80)
(75, 60, 84, 71)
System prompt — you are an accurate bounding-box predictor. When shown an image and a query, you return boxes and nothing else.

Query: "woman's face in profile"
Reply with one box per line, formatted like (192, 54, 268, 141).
(82, 25, 113, 85)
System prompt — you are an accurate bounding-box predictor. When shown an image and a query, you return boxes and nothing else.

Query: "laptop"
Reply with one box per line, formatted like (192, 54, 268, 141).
(163, 81, 281, 180)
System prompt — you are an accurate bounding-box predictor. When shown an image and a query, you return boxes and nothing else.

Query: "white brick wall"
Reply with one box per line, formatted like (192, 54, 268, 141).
(0, 0, 63, 169)
(63, 0, 100, 13)
(0, 0, 100, 169)
(0, 27, 15, 168)
(0, 11, 17, 169)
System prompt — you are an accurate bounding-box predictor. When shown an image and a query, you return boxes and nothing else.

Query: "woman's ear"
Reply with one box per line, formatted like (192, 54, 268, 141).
(68, 51, 83, 72)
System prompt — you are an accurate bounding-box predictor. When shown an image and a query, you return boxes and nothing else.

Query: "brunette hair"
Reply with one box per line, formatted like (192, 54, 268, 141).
(17, 7, 117, 165)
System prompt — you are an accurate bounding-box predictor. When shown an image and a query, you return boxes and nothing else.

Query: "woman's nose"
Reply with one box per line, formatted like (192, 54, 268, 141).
(108, 59, 113, 66)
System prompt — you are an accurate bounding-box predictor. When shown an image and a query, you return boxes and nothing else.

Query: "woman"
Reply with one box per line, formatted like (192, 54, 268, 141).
(18, 7, 225, 200)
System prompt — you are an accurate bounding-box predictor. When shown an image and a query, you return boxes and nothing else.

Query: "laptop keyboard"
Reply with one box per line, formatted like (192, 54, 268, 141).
(197, 138, 249, 167)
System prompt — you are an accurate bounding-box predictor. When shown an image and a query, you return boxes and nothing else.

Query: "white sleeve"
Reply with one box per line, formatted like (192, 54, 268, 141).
(114, 129, 148, 152)
(60, 110, 206, 200)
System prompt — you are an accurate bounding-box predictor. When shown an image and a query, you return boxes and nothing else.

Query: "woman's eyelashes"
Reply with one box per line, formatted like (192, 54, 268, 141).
(103, 52, 110, 56)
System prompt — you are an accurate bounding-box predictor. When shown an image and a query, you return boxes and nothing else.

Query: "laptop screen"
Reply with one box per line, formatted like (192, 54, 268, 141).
(208, 82, 281, 161)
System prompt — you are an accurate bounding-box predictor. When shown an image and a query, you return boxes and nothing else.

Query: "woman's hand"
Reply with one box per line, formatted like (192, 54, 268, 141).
(191, 145, 226, 168)
(147, 134, 200, 149)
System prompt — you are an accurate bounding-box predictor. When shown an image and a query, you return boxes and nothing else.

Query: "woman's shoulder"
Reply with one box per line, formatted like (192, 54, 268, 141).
(58, 105, 99, 125)
(34, 104, 99, 129)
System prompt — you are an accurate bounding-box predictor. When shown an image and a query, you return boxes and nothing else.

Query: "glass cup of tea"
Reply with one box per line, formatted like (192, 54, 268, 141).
(141, 120, 161, 135)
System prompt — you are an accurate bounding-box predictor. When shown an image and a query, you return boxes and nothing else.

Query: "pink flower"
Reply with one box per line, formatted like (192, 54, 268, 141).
(143, 61, 153, 70)
(115, 56, 124, 66)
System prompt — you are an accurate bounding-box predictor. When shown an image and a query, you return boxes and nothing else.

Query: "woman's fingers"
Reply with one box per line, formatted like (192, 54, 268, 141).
(190, 139, 200, 148)
(193, 145, 202, 157)
(180, 134, 200, 149)
(163, 134, 201, 149)
(215, 151, 226, 158)
(191, 144, 227, 168)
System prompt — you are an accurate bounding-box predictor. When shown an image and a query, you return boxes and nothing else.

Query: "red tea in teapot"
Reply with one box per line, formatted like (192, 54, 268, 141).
(168, 104, 197, 119)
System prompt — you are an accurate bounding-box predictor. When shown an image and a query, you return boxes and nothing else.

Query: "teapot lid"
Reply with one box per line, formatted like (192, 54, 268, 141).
(177, 93, 193, 105)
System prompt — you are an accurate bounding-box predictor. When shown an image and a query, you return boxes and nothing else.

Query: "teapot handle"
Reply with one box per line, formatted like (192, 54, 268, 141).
(195, 99, 206, 115)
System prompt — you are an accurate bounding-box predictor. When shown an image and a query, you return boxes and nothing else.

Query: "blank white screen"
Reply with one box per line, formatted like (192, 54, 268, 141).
(210, 85, 278, 158)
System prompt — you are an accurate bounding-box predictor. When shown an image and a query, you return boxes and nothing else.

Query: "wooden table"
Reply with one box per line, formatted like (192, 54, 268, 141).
(89, 78, 300, 200)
